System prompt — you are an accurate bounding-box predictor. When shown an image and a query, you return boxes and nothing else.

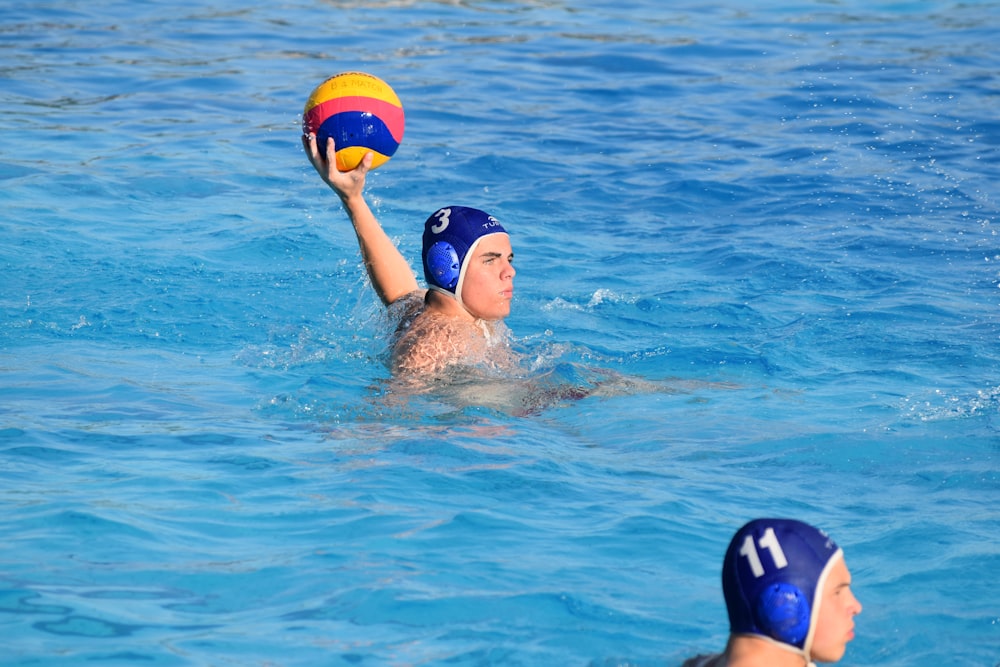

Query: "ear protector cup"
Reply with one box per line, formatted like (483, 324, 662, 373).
(755, 581, 811, 646)
(426, 241, 461, 290)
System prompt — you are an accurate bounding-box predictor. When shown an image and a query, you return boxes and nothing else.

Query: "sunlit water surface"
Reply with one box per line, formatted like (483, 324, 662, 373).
(1, 1, 998, 665)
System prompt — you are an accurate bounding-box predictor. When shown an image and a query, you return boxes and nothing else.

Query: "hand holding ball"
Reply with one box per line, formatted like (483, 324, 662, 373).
(302, 72, 405, 172)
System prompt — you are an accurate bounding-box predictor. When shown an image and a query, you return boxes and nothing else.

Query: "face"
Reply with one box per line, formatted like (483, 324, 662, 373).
(810, 557, 862, 663)
(459, 233, 515, 321)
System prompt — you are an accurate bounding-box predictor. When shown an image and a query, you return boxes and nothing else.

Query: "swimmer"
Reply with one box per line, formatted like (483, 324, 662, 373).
(302, 134, 517, 377)
(683, 518, 862, 667)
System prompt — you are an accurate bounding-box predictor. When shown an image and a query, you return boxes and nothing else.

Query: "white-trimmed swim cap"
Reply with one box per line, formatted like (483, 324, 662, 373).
(721, 518, 842, 662)
(421, 206, 506, 309)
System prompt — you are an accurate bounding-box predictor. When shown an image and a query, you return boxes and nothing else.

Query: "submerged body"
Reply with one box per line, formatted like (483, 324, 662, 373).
(302, 133, 716, 410)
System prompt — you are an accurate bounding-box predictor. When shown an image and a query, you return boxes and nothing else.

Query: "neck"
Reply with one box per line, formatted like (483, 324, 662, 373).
(425, 288, 476, 322)
(724, 635, 810, 667)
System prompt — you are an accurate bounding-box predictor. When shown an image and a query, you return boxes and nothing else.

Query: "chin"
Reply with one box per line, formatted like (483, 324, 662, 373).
(811, 647, 847, 663)
(488, 304, 511, 319)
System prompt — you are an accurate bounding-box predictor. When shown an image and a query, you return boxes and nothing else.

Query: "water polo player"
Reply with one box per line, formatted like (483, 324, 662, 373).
(302, 133, 517, 377)
(683, 518, 862, 667)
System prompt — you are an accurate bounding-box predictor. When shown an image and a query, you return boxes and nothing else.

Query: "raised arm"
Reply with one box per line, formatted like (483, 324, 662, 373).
(302, 133, 420, 306)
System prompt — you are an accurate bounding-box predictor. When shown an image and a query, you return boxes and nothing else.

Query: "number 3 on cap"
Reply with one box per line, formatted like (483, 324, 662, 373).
(431, 208, 451, 234)
(739, 527, 789, 578)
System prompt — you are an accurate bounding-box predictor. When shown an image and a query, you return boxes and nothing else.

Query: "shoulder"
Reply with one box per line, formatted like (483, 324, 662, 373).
(387, 289, 427, 326)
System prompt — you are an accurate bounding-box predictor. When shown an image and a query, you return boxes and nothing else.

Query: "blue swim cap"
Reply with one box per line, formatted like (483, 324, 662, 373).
(722, 518, 842, 658)
(422, 206, 506, 303)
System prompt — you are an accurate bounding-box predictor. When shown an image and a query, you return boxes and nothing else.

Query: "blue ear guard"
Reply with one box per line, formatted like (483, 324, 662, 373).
(426, 241, 460, 290)
(755, 581, 811, 645)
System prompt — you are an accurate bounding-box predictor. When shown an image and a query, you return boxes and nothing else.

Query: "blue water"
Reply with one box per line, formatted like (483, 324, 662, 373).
(2, 1, 998, 665)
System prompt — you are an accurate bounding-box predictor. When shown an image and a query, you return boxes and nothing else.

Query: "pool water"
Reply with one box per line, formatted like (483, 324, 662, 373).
(1, 1, 998, 665)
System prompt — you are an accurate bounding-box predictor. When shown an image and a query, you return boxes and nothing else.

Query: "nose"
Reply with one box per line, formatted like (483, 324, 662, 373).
(503, 260, 515, 280)
(850, 592, 862, 616)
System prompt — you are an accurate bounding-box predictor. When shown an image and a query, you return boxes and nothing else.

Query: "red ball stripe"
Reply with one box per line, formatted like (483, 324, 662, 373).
(303, 96, 405, 142)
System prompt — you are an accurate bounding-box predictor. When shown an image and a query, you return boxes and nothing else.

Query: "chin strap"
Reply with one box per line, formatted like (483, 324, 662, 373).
(427, 285, 455, 300)
(476, 319, 491, 342)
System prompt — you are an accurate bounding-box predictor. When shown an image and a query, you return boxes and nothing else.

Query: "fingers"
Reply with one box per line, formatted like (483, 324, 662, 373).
(301, 133, 336, 160)
(303, 133, 321, 159)
(352, 151, 373, 178)
(302, 133, 324, 176)
(302, 133, 374, 194)
(302, 134, 343, 182)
